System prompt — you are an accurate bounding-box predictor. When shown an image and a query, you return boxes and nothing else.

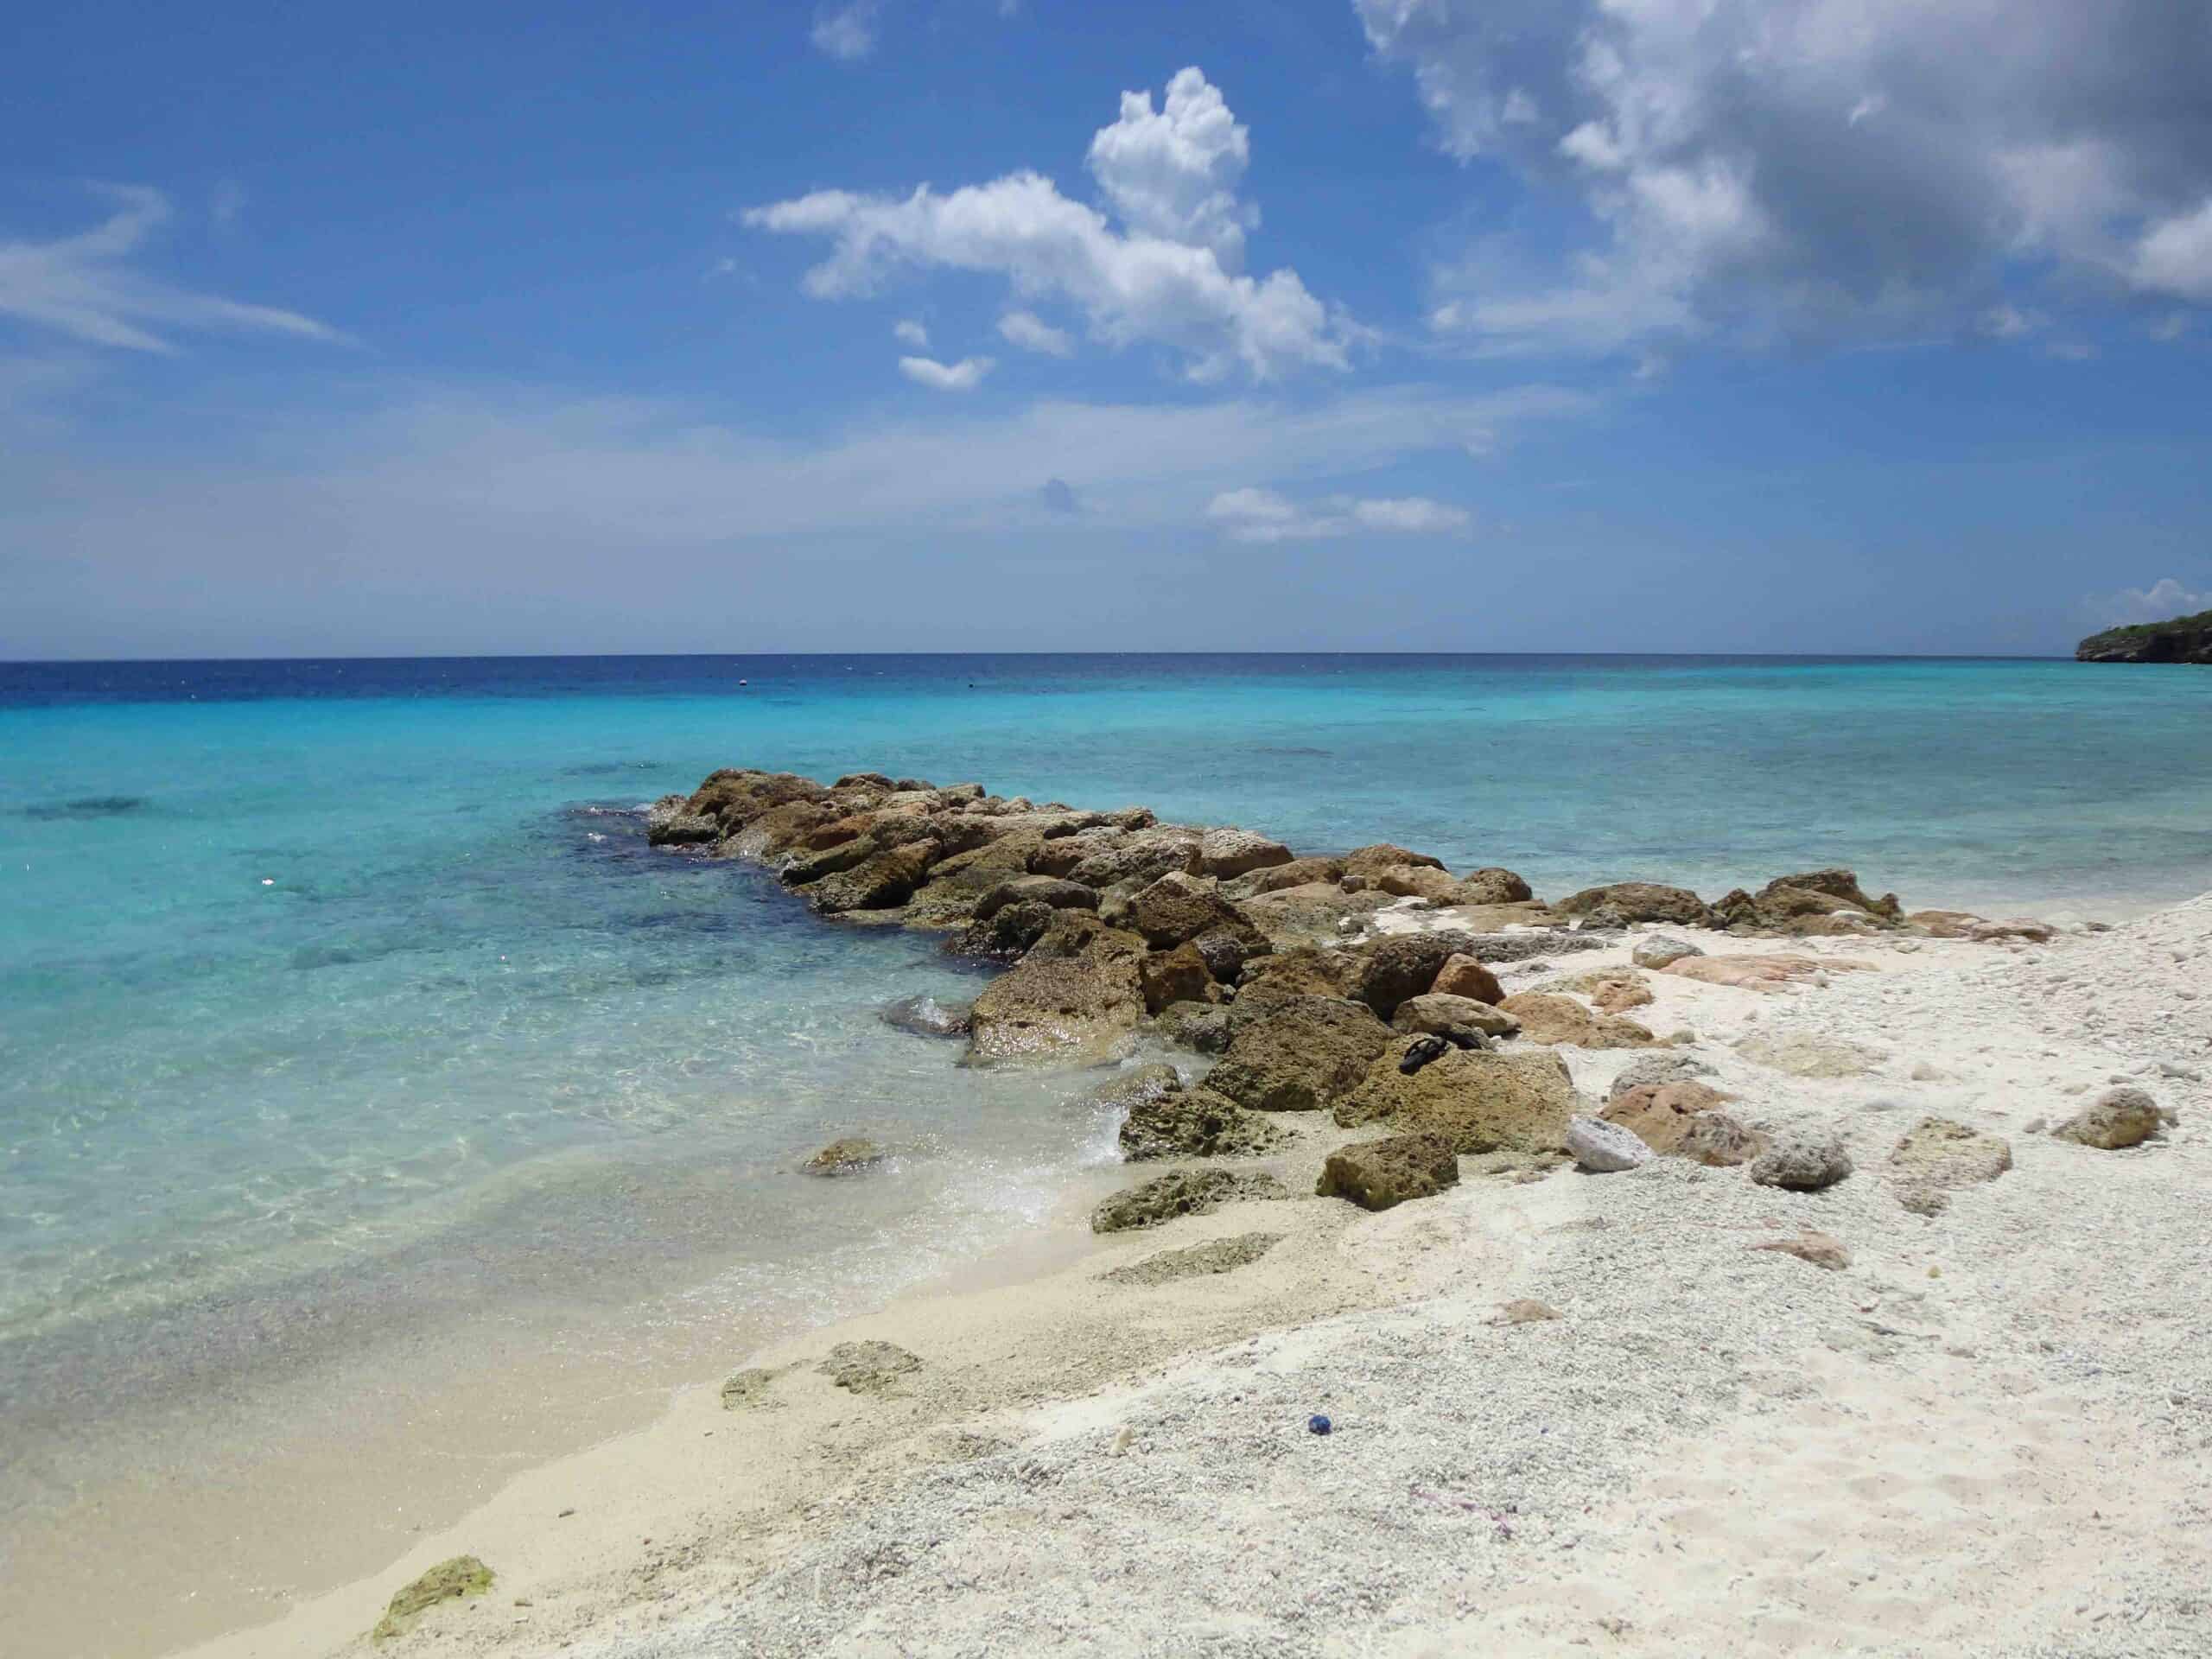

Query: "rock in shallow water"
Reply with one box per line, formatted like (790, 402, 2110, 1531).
(800, 1136, 888, 1176)
(879, 994, 972, 1039)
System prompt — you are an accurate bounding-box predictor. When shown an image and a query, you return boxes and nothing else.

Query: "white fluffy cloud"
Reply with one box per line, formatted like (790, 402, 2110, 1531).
(746, 68, 1350, 381)
(897, 353, 994, 391)
(997, 309, 1073, 356)
(1357, 0, 2212, 355)
(810, 2, 879, 61)
(893, 318, 929, 348)
(0, 184, 342, 353)
(1206, 486, 1471, 543)
(2085, 577, 2212, 626)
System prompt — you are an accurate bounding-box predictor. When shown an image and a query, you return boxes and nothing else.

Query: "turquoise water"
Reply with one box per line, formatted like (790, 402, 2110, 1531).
(3, 652, 2209, 1647)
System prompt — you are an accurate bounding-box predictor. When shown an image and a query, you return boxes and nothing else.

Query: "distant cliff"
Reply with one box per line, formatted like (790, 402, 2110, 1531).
(2075, 608, 2212, 664)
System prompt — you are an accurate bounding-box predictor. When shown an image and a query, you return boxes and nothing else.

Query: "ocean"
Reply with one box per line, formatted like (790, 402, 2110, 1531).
(3, 652, 2209, 1653)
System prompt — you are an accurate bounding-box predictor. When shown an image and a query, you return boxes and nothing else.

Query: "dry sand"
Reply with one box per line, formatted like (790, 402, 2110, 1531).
(180, 898, 2212, 1659)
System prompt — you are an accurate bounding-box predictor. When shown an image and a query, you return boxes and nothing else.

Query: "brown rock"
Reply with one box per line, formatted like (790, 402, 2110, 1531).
(1127, 871, 1267, 950)
(2053, 1087, 2163, 1150)
(1496, 1298, 1562, 1325)
(1100, 1231, 1285, 1287)
(1205, 995, 1395, 1112)
(1347, 931, 1490, 1020)
(1392, 991, 1520, 1041)
(1497, 992, 1657, 1049)
(1138, 942, 1219, 1014)
(1661, 954, 1872, 992)
(1231, 855, 1345, 896)
(966, 918, 1147, 1066)
(1341, 842, 1446, 880)
(1236, 944, 1365, 1006)
(816, 1340, 922, 1395)
(1315, 1133, 1461, 1211)
(1237, 880, 1390, 947)
(805, 839, 940, 913)
(1198, 827, 1294, 879)
(1599, 1081, 1767, 1168)
(1374, 864, 1464, 902)
(1119, 1085, 1282, 1160)
(801, 1136, 888, 1176)
(1554, 881, 1714, 928)
(1090, 1167, 1290, 1233)
(1886, 1116, 2012, 1213)
(1334, 1040, 1579, 1156)
(1458, 867, 1534, 906)
(1430, 952, 1505, 1006)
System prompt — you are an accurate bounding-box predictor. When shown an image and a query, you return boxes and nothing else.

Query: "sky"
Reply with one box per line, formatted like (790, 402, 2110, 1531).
(3, 0, 2209, 659)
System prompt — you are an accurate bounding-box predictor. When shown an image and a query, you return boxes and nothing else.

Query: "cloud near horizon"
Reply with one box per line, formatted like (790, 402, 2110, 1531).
(0, 183, 344, 354)
(2082, 577, 2212, 627)
(1207, 485, 1472, 543)
(1357, 0, 2212, 357)
(744, 68, 1352, 382)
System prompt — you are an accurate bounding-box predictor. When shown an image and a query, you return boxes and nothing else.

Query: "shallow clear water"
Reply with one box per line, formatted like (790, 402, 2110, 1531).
(2, 652, 2209, 1649)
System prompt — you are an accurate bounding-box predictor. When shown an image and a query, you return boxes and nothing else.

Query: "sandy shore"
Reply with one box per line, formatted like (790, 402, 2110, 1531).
(173, 889, 2212, 1659)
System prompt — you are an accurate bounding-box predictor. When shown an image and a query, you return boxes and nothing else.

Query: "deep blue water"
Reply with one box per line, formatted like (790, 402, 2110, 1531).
(3, 652, 2209, 1629)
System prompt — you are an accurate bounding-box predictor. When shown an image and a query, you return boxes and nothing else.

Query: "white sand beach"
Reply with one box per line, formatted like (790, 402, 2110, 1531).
(179, 889, 2211, 1659)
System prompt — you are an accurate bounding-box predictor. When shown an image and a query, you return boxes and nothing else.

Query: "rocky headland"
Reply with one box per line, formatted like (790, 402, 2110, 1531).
(2076, 607, 2212, 663)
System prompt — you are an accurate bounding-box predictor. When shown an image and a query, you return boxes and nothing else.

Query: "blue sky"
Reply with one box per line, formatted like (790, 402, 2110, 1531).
(3, 0, 2209, 658)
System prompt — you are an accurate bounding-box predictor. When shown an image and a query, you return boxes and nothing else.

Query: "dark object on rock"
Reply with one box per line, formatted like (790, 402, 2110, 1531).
(1308, 1414, 1332, 1435)
(880, 994, 972, 1038)
(1119, 1085, 1281, 1160)
(1100, 1231, 1286, 1286)
(1398, 1033, 1451, 1074)
(1315, 1131, 1461, 1211)
(1090, 1167, 1291, 1233)
(2076, 607, 2212, 663)
(372, 1556, 495, 1643)
(801, 1136, 888, 1176)
(1393, 991, 1516, 1046)
(816, 1339, 922, 1394)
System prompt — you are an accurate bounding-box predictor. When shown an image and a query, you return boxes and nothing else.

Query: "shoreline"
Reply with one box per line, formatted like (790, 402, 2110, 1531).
(150, 767, 2210, 1658)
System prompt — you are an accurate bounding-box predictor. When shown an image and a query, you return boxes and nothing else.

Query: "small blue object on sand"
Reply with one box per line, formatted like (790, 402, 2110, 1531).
(1307, 1414, 1332, 1436)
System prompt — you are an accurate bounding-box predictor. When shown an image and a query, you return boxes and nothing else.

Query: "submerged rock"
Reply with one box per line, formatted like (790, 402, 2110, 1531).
(816, 1340, 923, 1395)
(372, 1556, 495, 1643)
(1100, 1230, 1286, 1286)
(880, 994, 973, 1039)
(1090, 1167, 1291, 1234)
(1315, 1133, 1461, 1211)
(801, 1136, 888, 1177)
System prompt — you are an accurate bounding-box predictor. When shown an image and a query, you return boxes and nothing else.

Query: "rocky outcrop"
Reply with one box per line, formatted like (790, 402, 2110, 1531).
(1334, 1041, 1578, 1155)
(1712, 869, 1901, 936)
(1315, 1133, 1460, 1211)
(1126, 872, 1268, 951)
(2076, 608, 2212, 663)
(1090, 1168, 1291, 1233)
(1554, 881, 1714, 929)
(1119, 1085, 1282, 1160)
(1205, 995, 1395, 1113)
(1198, 827, 1294, 879)
(967, 914, 1147, 1066)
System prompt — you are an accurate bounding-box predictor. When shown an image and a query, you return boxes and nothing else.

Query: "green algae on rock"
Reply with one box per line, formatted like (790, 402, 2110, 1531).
(371, 1555, 494, 1643)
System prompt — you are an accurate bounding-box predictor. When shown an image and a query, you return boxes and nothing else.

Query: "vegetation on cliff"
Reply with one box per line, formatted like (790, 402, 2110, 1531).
(2076, 608, 2212, 663)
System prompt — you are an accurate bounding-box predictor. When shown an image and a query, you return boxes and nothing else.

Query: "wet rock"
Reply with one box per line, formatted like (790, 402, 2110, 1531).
(1127, 872, 1268, 951)
(1090, 1168, 1291, 1234)
(1205, 995, 1395, 1112)
(1080, 1063, 1185, 1116)
(1887, 1116, 2012, 1213)
(372, 1556, 495, 1643)
(1607, 1052, 1716, 1102)
(974, 875, 1099, 918)
(1392, 991, 1519, 1043)
(806, 840, 940, 914)
(1198, 827, 1294, 879)
(1497, 992, 1657, 1049)
(1119, 1085, 1282, 1160)
(966, 917, 1147, 1067)
(1335, 1041, 1578, 1156)
(1736, 1031, 1884, 1078)
(1100, 1231, 1286, 1287)
(816, 1340, 923, 1395)
(1632, 934, 1703, 969)
(801, 1136, 889, 1176)
(1151, 1000, 1232, 1055)
(880, 994, 973, 1039)
(2054, 1087, 2164, 1150)
(1751, 1230, 1852, 1270)
(1749, 1131, 1855, 1191)
(645, 794, 720, 846)
(1138, 941, 1220, 1014)
(1430, 951, 1505, 1006)
(1554, 881, 1716, 929)
(1315, 1132, 1461, 1211)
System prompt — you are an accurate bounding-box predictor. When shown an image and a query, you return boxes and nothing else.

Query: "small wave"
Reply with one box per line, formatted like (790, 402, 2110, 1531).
(19, 795, 149, 820)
